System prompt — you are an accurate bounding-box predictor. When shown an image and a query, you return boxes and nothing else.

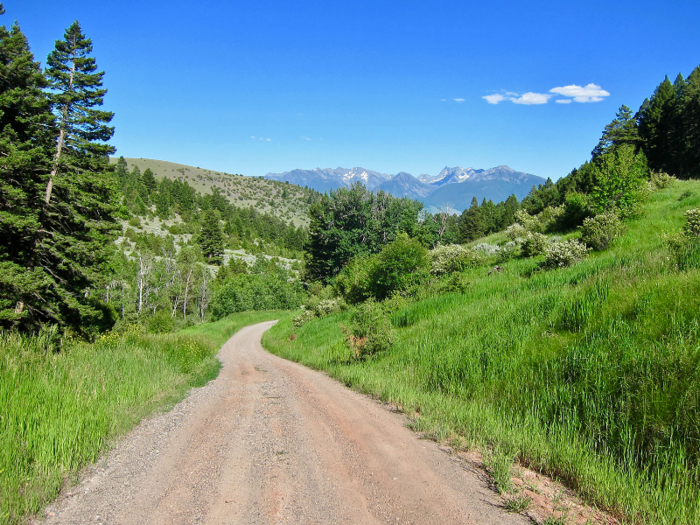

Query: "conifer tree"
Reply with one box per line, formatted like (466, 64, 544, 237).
(591, 105, 641, 160)
(10, 21, 118, 335)
(0, 16, 54, 330)
(638, 76, 677, 174)
(678, 66, 700, 178)
(197, 209, 225, 264)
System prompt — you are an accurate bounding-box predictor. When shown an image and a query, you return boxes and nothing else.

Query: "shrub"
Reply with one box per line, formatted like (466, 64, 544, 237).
(650, 171, 676, 189)
(346, 301, 393, 358)
(472, 242, 501, 256)
(560, 191, 593, 229)
(368, 234, 430, 300)
(292, 308, 316, 328)
(667, 233, 700, 270)
(145, 310, 177, 334)
(504, 223, 527, 241)
(580, 212, 624, 251)
(683, 208, 700, 236)
(543, 239, 588, 269)
(497, 241, 519, 263)
(521, 232, 548, 258)
(210, 271, 305, 319)
(514, 209, 542, 233)
(430, 244, 481, 275)
(333, 254, 374, 305)
(538, 205, 565, 233)
(128, 217, 142, 228)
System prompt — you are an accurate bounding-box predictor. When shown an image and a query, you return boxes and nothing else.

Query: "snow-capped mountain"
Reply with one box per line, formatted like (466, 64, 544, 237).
(264, 165, 545, 212)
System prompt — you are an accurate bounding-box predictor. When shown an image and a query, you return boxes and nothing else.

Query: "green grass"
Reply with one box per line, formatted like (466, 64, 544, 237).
(0, 311, 284, 525)
(263, 181, 700, 524)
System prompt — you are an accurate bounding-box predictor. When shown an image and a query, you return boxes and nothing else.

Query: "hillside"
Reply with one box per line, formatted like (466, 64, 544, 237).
(111, 158, 317, 226)
(262, 180, 700, 523)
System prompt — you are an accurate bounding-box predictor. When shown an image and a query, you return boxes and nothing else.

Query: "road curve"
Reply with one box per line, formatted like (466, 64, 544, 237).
(38, 321, 527, 525)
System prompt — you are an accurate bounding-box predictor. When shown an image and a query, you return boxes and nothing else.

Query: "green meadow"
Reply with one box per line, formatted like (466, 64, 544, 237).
(263, 180, 700, 524)
(0, 311, 284, 525)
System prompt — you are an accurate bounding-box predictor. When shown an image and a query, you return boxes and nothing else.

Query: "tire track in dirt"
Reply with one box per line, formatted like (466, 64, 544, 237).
(36, 321, 527, 525)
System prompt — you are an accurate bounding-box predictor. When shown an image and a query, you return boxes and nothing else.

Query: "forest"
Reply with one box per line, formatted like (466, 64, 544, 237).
(3, 2, 700, 523)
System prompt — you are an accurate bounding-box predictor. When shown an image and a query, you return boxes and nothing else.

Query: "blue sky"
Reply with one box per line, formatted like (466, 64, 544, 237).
(6, 0, 700, 180)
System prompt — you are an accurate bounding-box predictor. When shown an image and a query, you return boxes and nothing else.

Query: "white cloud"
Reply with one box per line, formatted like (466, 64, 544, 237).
(483, 94, 506, 104)
(556, 99, 572, 104)
(512, 92, 552, 105)
(301, 136, 312, 141)
(453, 98, 465, 103)
(440, 98, 447, 102)
(266, 138, 272, 142)
(250, 135, 256, 139)
(549, 83, 610, 103)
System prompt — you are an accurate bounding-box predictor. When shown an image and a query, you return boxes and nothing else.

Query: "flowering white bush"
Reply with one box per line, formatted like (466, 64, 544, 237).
(472, 243, 501, 256)
(521, 232, 548, 257)
(580, 212, 624, 251)
(505, 223, 527, 241)
(543, 239, 588, 269)
(430, 244, 482, 274)
(514, 209, 542, 233)
(684, 208, 700, 236)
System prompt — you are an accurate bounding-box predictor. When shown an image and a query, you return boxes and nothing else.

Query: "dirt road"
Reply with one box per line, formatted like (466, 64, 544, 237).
(38, 321, 527, 525)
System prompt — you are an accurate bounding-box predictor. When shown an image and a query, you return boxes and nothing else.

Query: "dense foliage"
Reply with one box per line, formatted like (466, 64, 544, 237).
(0, 18, 118, 336)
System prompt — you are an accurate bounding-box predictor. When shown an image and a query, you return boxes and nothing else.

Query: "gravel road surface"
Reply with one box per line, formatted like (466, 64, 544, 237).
(37, 321, 527, 525)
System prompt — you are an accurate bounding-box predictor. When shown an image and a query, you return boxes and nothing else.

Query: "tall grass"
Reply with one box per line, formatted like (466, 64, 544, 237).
(263, 181, 700, 523)
(0, 311, 283, 525)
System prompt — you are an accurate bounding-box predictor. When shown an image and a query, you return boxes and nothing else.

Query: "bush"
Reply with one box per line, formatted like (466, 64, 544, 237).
(367, 234, 430, 300)
(560, 191, 593, 230)
(650, 171, 676, 189)
(333, 255, 374, 305)
(146, 310, 177, 334)
(292, 308, 316, 328)
(211, 271, 305, 319)
(128, 217, 142, 228)
(504, 223, 527, 241)
(543, 239, 588, 269)
(514, 209, 542, 233)
(430, 244, 481, 275)
(497, 241, 519, 263)
(521, 232, 549, 258)
(580, 212, 624, 251)
(346, 301, 393, 358)
(472, 242, 501, 256)
(683, 208, 700, 236)
(538, 205, 565, 233)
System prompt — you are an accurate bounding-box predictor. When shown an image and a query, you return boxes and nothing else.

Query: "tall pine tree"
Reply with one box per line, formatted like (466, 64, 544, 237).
(10, 21, 119, 335)
(0, 15, 54, 330)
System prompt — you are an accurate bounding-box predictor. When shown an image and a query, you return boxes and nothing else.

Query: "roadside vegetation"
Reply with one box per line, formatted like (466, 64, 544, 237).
(265, 180, 700, 523)
(0, 310, 286, 524)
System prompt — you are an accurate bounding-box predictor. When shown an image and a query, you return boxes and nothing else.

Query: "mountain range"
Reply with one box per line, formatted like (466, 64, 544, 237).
(264, 165, 545, 212)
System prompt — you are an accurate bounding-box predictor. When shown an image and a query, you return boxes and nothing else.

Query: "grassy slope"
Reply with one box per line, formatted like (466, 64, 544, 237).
(111, 157, 314, 226)
(0, 311, 288, 525)
(263, 181, 700, 524)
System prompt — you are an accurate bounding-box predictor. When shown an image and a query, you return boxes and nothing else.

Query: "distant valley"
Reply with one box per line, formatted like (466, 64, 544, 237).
(264, 165, 545, 212)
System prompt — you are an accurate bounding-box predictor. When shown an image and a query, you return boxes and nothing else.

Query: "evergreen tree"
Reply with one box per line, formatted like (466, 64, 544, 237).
(0, 17, 54, 330)
(458, 197, 484, 242)
(141, 167, 157, 195)
(677, 66, 700, 178)
(638, 76, 677, 174)
(197, 209, 225, 264)
(592, 105, 641, 160)
(9, 21, 118, 335)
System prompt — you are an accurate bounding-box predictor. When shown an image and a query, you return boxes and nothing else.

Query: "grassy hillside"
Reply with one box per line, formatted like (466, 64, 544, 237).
(111, 158, 316, 226)
(263, 180, 700, 523)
